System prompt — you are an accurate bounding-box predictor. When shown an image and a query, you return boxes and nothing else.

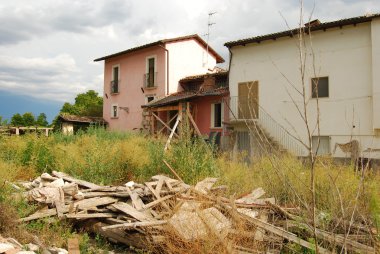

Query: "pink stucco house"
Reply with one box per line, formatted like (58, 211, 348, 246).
(94, 34, 224, 131)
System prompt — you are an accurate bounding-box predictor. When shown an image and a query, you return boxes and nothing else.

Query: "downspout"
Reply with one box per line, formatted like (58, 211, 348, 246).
(159, 45, 169, 95)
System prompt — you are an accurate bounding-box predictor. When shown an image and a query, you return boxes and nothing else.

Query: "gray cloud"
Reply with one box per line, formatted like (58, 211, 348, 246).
(0, 0, 133, 45)
(0, 54, 86, 101)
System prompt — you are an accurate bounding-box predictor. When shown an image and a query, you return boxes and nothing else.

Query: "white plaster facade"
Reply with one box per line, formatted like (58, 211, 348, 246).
(227, 16, 380, 160)
(166, 39, 217, 94)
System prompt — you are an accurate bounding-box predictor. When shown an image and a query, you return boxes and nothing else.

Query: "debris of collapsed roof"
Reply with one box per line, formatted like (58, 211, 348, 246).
(14, 170, 376, 253)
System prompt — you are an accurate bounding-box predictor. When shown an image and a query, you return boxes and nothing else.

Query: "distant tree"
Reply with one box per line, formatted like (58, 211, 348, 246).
(11, 113, 24, 126)
(59, 90, 103, 117)
(60, 102, 80, 115)
(36, 113, 48, 127)
(22, 112, 36, 126)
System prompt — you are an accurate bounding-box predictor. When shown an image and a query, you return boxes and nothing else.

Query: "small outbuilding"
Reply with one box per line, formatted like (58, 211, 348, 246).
(57, 114, 107, 135)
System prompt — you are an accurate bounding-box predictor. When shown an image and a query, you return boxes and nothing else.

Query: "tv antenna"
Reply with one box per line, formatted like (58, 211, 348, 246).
(203, 11, 216, 68)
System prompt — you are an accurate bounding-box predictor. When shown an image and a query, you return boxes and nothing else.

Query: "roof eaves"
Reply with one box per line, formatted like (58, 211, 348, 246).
(94, 41, 164, 62)
(225, 14, 380, 48)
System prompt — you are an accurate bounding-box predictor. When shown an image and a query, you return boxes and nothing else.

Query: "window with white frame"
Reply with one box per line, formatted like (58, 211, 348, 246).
(211, 102, 223, 128)
(312, 136, 330, 155)
(111, 65, 120, 94)
(311, 77, 329, 98)
(111, 104, 119, 118)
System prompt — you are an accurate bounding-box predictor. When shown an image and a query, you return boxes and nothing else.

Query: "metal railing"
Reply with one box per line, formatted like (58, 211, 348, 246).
(228, 96, 305, 156)
(144, 72, 157, 88)
(110, 80, 119, 94)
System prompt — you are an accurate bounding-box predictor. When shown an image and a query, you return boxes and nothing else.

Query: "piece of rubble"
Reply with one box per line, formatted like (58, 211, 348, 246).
(25, 243, 40, 252)
(0, 243, 15, 253)
(47, 247, 68, 254)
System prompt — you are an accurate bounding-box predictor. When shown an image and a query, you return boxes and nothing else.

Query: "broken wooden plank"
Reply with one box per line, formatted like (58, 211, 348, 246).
(155, 178, 164, 196)
(236, 187, 265, 204)
(142, 195, 173, 210)
(194, 178, 218, 194)
(125, 187, 144, 210)
(82, 191, 130, 199)
(75, 197, 118, 210)
(19, 197, 118, 222)
(52, 171, 101, 189)
(286, 220, 375, 253)
(66, 213, 115, 219)
(112, 203, 154, 222)
(163, 160, 184, 182)
(102, 220, 168, 230)
(230, 207, 330, 254)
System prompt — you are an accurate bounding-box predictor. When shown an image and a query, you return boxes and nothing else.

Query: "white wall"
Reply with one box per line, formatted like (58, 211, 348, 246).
(229, 21, 380, 158)
(166, 39, 217, 94)
(372, 19, 380, 130)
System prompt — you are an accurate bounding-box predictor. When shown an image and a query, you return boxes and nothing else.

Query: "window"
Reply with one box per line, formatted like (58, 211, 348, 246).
(211, 102, 223, 128)
(111, 104, 118, 118)
(111, 65, 120, 93)
(146, 95, 155, 104)
(145, 57, 156, 88)
(312, 136, 330, 155)
(311, 77, 328, 98)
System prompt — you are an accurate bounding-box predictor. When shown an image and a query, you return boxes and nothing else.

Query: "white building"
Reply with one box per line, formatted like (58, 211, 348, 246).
(225, 14, 380, 164)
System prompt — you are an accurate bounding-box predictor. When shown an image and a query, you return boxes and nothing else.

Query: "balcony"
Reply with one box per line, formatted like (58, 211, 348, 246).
(110, 80, 120, 94)
(144, 72, 157, 88)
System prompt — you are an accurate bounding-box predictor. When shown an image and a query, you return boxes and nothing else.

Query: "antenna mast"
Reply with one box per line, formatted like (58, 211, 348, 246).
(204, 11, 216, 68)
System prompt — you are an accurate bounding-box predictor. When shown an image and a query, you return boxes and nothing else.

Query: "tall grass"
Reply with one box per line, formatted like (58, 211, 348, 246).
(0, 128, 379, 248)
(217, 154, 380, 231)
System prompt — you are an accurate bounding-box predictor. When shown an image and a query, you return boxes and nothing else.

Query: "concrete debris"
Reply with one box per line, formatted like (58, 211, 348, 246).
(0, 234, 67, 254)
(14, 171, 377, 254)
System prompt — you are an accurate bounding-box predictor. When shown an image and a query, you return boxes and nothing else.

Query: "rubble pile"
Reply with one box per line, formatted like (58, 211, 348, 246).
(15, 171, 376, 253)
(0, 234, 68, 254)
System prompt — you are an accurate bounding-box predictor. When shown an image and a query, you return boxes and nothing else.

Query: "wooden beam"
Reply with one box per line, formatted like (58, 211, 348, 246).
(153, 105, 180, 112)
(167, 113, 178, 125)
(152, 112, 179, 138)
(164, 114, 181, 151)
(186, 109, 202, 137)
(102, 220, 167, 230)
(163, 160, 183, 182)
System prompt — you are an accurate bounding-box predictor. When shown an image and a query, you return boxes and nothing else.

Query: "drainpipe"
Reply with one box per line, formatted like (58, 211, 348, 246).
(159, 45, 169, 95)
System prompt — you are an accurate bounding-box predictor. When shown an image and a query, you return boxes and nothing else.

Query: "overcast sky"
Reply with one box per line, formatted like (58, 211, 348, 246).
(0, 0, 379, 108)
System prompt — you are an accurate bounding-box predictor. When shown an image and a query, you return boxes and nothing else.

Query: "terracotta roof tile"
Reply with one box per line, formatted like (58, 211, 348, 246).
(179, 70, 228, 82)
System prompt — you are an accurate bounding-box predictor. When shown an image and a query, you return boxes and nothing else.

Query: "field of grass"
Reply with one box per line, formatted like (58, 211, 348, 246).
(0, 127, 379, 252)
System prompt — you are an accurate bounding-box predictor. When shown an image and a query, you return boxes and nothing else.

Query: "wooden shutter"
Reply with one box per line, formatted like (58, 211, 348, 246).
(238, 81, 259, 119)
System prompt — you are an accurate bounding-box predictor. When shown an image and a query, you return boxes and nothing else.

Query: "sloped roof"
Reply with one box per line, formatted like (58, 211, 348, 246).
(143, 87, 229, 108)
(59, 114, 107, 124)
(179, 70, 228, 83)
(225, 13, 380, 47)
(94, 34, 224, 63)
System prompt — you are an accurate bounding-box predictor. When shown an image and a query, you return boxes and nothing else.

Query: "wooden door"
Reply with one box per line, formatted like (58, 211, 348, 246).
(238, 81, 259, 119)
